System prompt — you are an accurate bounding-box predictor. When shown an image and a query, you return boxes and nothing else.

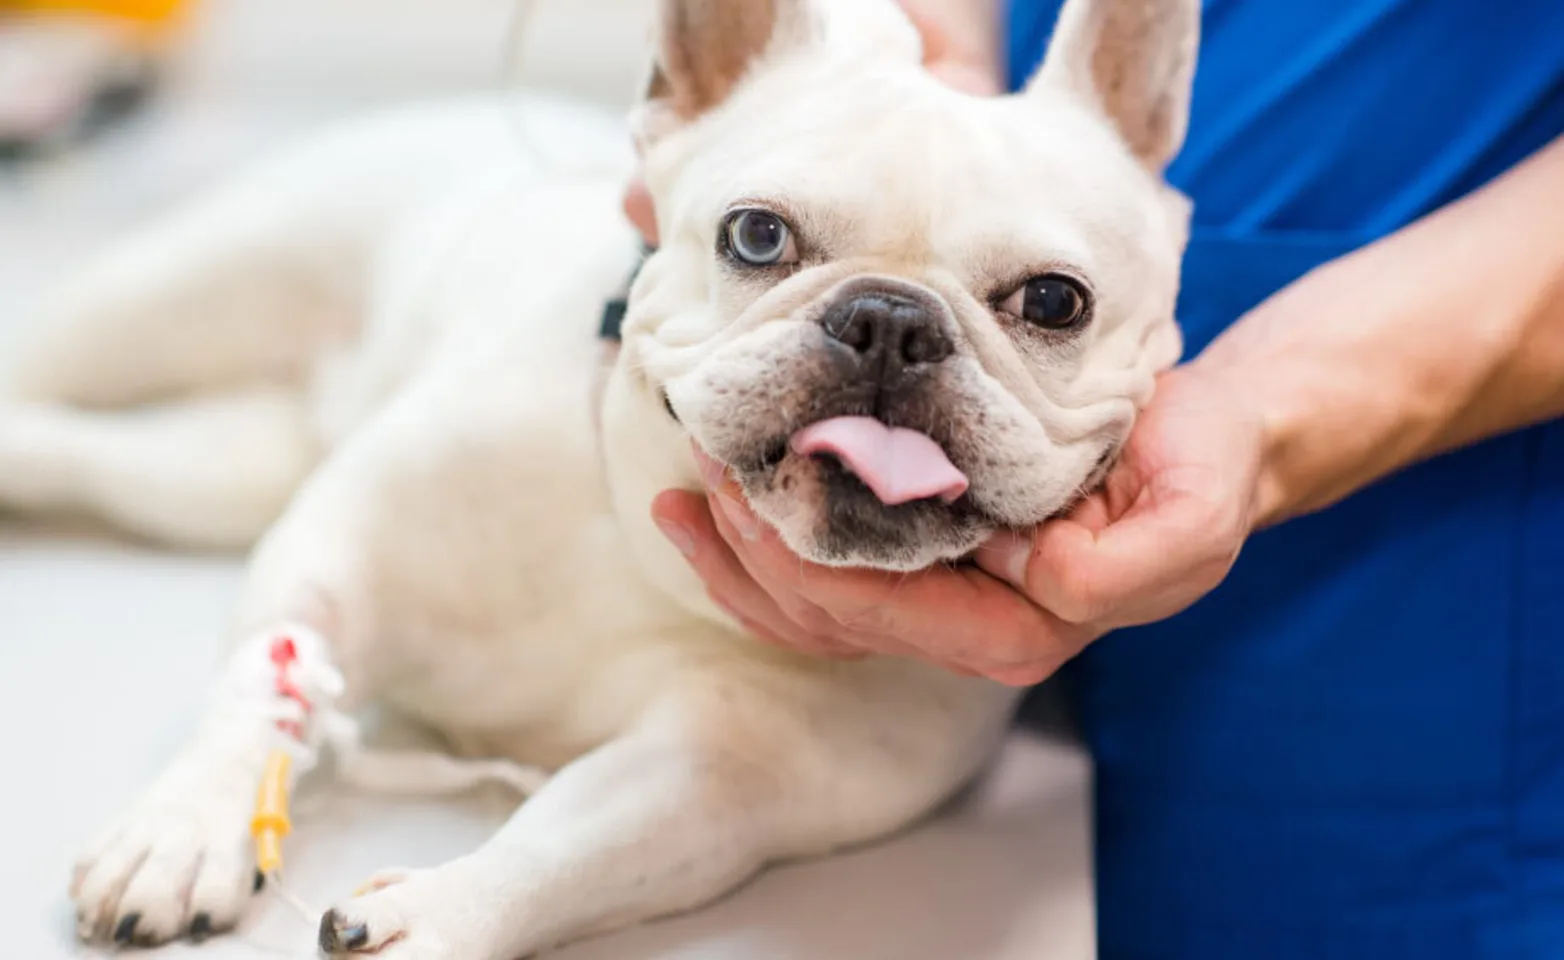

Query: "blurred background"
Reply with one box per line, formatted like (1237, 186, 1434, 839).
(0, 0, 654, 351)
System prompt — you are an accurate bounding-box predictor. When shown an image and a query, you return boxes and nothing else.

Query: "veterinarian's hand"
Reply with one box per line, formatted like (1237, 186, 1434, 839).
(623, 0, 1002, 245)
(652, 366, 1265, 685)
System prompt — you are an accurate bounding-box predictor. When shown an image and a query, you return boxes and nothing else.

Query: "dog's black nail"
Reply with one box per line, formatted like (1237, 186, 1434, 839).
(189, 912, 212, 942)
(342, 924, 370, 949)
(318, 909, 371, 952)
(319, 909, 371, 952)
(113, 912, 140, 944)
(317, 910, 339, 952)
(253, 869, 266, 893)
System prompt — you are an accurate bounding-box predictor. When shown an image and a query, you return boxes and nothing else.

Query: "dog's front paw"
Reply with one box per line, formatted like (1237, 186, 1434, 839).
(319, 863, 506, 959)
(70, 787, 255, 947)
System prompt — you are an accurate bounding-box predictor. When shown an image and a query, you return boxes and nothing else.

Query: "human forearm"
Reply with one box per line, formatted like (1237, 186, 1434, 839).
(1192, 134, 1564, 527)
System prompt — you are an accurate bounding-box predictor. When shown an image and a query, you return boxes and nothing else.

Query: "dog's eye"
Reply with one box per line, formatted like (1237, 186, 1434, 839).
(722, 209, 797, 267)
(1000, 275, 1090, 330)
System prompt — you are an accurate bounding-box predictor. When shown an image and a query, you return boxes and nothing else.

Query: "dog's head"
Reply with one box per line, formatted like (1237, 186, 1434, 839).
(620, 0, 1197, 572)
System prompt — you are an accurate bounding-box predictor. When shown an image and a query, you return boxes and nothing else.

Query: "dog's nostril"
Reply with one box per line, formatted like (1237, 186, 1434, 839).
(900, 324, 952, 366)
(826, 304, 876, 354)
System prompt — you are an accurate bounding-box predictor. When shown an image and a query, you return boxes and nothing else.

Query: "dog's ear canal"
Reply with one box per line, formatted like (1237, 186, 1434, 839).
(1029, 0, 1201, 173)
(642, 0, 812, 121)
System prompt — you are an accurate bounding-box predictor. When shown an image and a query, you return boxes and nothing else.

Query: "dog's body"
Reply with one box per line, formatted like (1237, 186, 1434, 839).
(2, 1, 1197, 956)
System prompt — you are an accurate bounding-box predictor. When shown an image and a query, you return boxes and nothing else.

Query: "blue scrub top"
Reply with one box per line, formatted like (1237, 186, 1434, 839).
(1006, 3, 1564, 958)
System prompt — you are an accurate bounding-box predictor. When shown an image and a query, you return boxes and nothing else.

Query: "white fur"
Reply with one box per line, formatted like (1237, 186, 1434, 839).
(9, 0, 1198, 955)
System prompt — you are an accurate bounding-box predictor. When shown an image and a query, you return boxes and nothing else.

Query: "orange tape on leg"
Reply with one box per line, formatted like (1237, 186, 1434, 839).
(250, 751, 293, 876)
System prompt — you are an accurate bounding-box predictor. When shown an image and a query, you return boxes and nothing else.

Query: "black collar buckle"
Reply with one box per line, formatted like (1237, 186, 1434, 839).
(599, 244, 656, 342)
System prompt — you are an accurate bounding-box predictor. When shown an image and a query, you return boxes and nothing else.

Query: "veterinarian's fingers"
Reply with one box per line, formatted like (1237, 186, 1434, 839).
(699, 488, 888, 640)
(980, 484, 1238, 628)
(911, 567, 1096, 682)
(652, 489, 776, 616)
(1064, 488, 1114, 535)
(652, 490, 864, 659)
(683, 445, 1081, 673)
(681, 450, 876, 656)
(711, 507, 1091, 677)
(696, 492, 876, 660)
(704, 489, 1089, 679)
(731, 606, 868, 660)
(623, 177, 659, 246)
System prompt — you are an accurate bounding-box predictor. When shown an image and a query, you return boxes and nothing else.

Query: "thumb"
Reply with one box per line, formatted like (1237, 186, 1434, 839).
(976, 521, 1098, 600)
(974, 528, 1036, 592)
(976, 520, 1127, 626)
(979, 491, 1237, 628)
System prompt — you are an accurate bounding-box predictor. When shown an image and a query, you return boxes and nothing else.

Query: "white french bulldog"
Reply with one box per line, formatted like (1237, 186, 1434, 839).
(0, 0, 1195, 955)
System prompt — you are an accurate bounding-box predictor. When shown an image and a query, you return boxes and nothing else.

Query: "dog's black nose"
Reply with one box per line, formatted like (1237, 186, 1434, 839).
(821, 291, 953, 377)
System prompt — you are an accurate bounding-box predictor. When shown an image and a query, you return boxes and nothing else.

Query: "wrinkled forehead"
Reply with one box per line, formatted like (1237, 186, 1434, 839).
(660, 64, 1151, 274)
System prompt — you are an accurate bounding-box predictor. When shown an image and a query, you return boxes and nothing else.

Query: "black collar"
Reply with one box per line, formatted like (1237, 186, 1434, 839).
(599, 244, 656, 342)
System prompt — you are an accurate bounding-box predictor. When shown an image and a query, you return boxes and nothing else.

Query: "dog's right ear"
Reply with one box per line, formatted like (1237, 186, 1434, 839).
(634, 0, 924, 149)
(634, 0, 810, 146)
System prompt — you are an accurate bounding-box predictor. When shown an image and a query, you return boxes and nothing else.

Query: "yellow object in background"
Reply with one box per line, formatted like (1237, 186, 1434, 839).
(1, 0, 189, 43)
(5, 0, 186, 21)
(0, 0, 190, 150)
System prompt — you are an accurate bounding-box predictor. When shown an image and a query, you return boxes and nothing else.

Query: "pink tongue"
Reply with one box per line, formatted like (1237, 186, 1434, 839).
(789, 416, 969, 506)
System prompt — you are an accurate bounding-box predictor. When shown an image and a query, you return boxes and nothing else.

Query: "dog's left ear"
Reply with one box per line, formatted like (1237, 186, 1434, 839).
(635, 0, 920, 146)
(1029, 0, 1200, 172)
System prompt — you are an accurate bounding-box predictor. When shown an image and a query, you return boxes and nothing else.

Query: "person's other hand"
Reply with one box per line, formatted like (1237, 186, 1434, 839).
(622, 0, 1003, 245)
(651, 366, 1267, 685)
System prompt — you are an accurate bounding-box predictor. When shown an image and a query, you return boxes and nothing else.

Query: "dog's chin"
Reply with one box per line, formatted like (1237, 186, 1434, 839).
(738, 450, 994, 573)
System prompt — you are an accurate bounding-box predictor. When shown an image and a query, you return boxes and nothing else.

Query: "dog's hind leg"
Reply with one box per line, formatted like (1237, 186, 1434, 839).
(4, 100, 619, 412)
(4, 110, 493, 410)
(4, 177, 363, 411)
(0, 388, 315, 548)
